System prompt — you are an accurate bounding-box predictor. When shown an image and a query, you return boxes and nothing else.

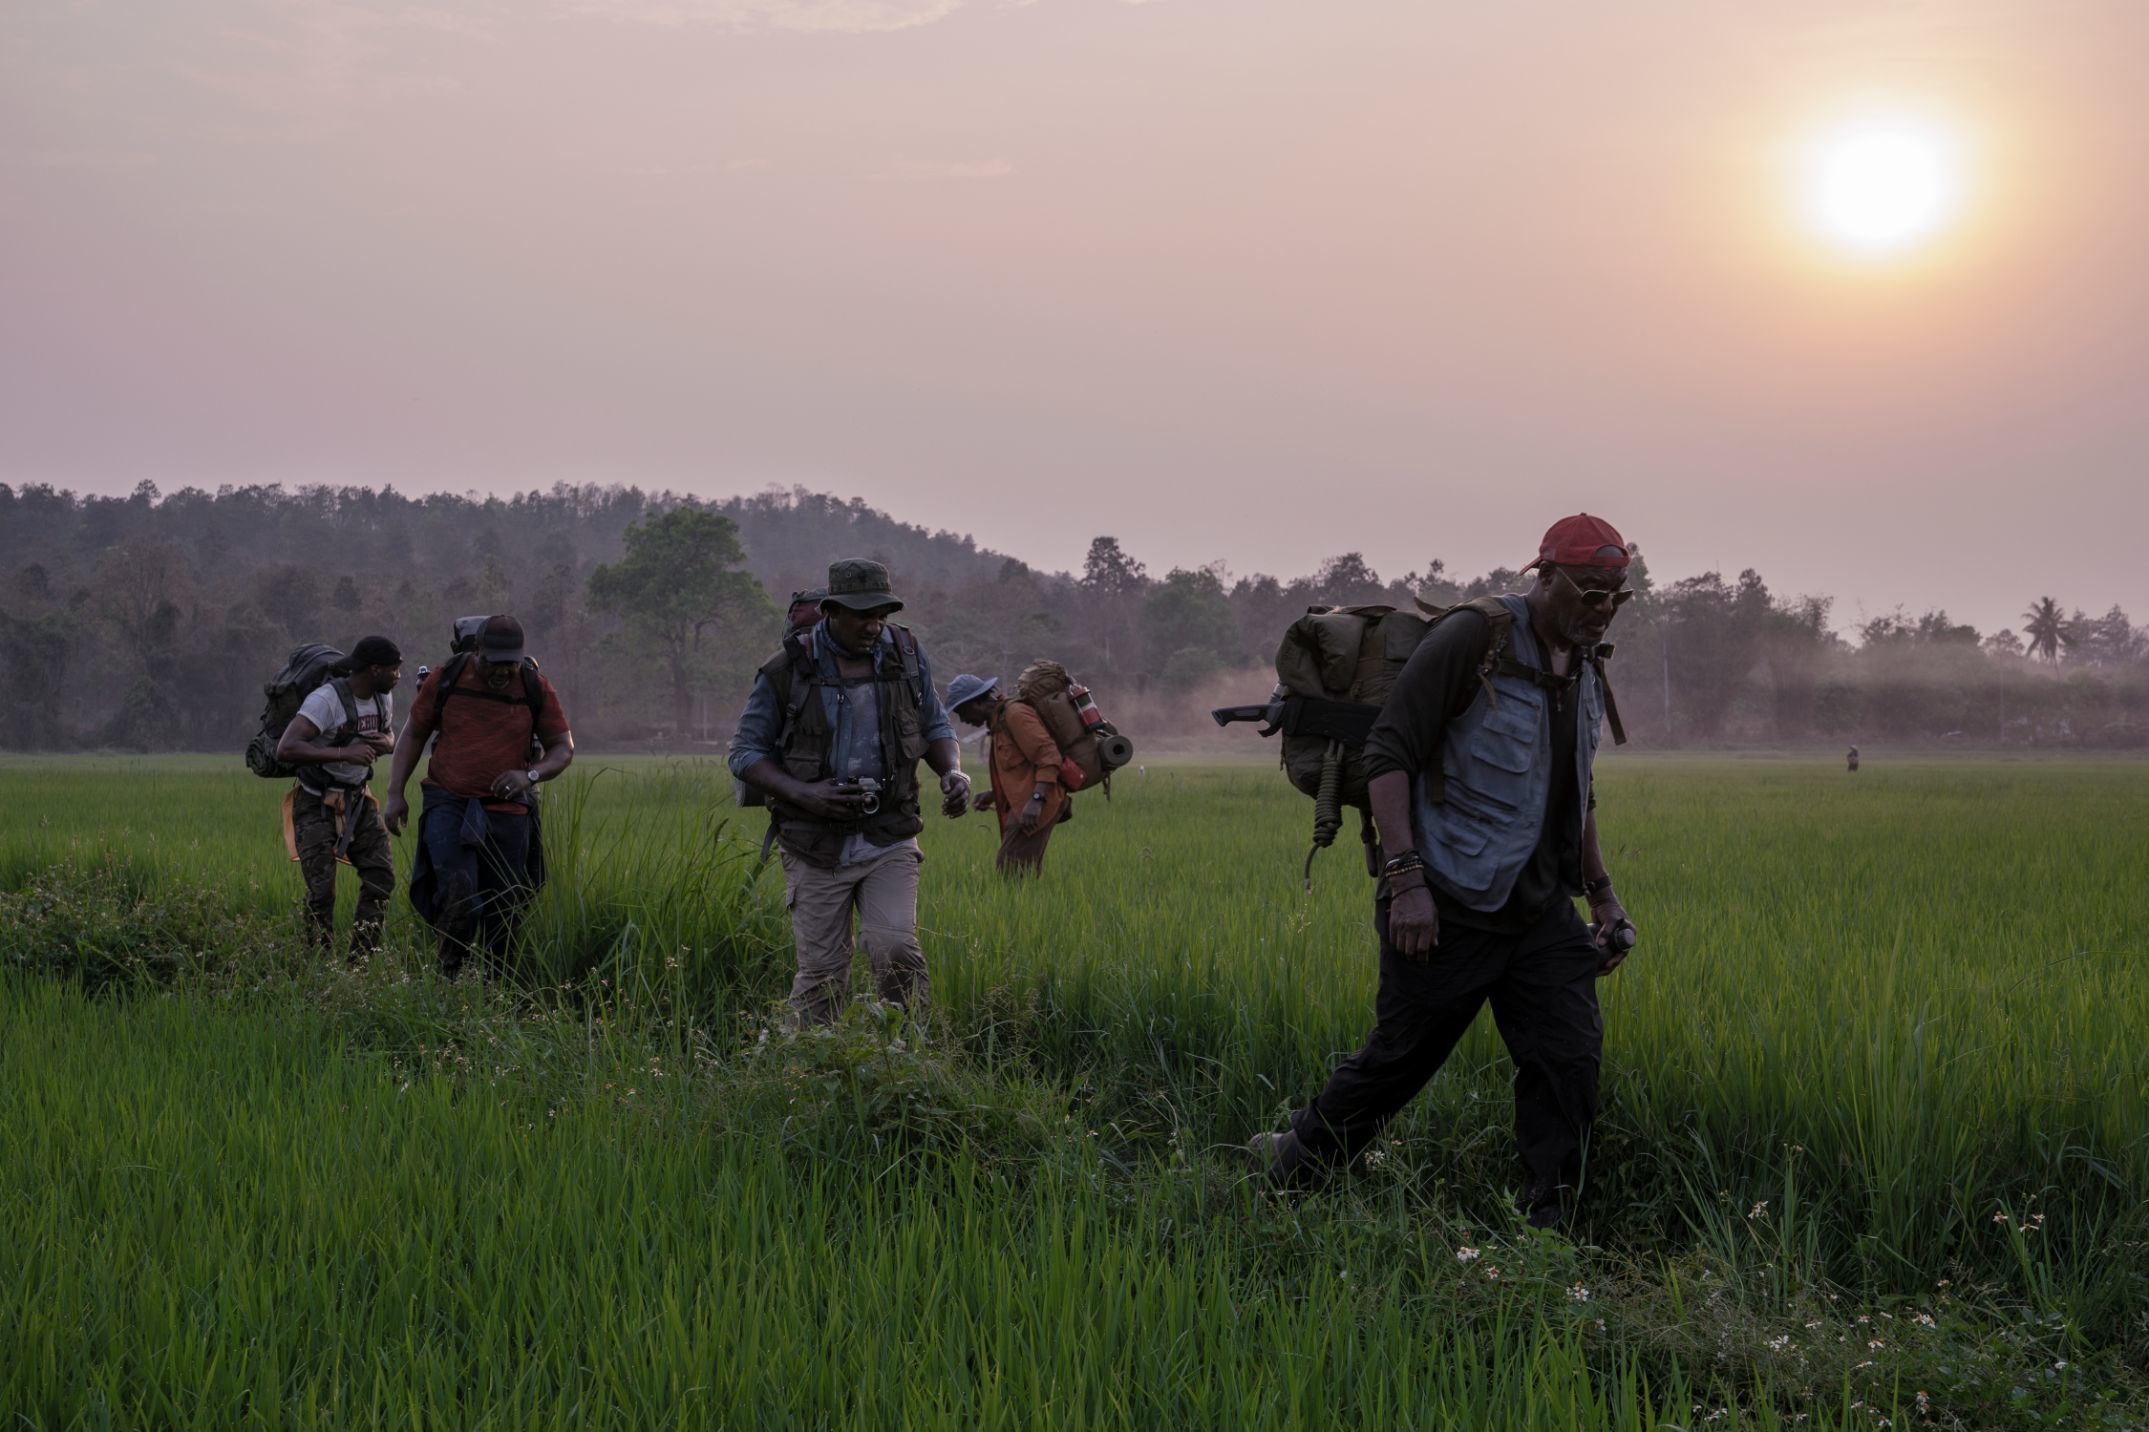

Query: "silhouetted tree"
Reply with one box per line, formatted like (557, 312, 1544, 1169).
(587, 508, 774, 736)
(2023, 596, 2066, 662)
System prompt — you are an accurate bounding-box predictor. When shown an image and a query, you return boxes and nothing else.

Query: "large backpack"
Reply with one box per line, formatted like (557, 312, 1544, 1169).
(1012, 660, 1133, 794)
(1244, 595, 1626, 883)
(245, 643, 349, 779)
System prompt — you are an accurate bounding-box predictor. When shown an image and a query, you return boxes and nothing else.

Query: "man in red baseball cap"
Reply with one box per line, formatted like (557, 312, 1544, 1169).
(1248, 514, 1639, 1229)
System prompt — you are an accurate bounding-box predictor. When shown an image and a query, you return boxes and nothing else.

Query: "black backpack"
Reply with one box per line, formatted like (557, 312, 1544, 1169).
(431, 650, 544, 730)
(246, 644, 350, 779)
(428, 616, 547, 767)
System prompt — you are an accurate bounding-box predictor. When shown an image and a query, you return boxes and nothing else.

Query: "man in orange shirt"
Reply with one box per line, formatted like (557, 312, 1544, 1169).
(947, 673, 1068, 876)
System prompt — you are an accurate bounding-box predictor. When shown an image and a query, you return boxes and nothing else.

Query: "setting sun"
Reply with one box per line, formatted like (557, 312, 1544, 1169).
(1802, 118, 1966, 258)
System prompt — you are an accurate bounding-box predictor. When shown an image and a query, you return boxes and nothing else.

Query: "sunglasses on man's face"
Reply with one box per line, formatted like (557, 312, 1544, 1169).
(1553, 566, 1635, 610)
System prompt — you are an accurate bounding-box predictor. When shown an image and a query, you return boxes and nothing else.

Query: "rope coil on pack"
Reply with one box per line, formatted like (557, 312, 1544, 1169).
(1305, 738, 1345, 888)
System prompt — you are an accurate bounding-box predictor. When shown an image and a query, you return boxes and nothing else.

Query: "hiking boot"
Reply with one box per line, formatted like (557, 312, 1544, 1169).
(1517, 1176, 1575, 1230)
(1243, 1129, 1312, 1189)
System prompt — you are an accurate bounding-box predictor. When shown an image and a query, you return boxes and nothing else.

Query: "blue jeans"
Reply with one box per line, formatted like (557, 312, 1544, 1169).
(417, 792, 533, 972)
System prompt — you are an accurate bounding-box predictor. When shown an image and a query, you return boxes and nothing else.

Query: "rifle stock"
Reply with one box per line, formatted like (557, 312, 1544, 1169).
(1210, 695, 1381, 746)
(1210, 704, 1281, 729)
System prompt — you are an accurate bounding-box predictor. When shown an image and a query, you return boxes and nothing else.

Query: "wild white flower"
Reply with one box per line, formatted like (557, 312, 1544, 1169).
(1766, 1334, 1793, 1352)
(1568, 1284, 1591, 1302)
(1455, 1247, 1481, 1263)
(1749, 1200, 1769, 1220)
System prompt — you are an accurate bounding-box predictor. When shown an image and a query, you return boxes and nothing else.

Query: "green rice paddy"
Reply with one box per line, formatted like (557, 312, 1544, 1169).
(2, 754, 2144, 1427)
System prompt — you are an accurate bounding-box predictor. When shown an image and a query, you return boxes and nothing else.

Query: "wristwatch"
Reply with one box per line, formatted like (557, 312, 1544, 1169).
(525, 769, 541, 789)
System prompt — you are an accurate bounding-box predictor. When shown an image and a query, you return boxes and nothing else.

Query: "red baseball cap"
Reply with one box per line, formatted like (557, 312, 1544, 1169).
(1530, 513, 1630, 571)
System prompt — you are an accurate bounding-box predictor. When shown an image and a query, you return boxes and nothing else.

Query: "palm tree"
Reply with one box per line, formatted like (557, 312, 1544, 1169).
(2022, 596, 2066, 662)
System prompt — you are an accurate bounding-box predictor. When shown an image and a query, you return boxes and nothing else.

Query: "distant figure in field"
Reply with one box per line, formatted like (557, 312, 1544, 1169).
(1847, 745, 1860, 772)
(383, 615, 575, 979)
(1245, 514, 1639, 1230)
(947, 673, 1068, 877)
(729, 560, 973, 1026)
(275, 635, 404, 963)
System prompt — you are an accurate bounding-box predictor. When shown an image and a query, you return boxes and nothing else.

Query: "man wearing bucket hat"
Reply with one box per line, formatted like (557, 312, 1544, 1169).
(947, 672, 1070, 877)
(729, 559, 972, 1025)
(1246, 514, 1639, 1229)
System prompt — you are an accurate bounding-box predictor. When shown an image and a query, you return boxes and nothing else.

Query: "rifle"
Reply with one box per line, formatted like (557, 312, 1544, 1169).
(1210, 693, 1380, 746)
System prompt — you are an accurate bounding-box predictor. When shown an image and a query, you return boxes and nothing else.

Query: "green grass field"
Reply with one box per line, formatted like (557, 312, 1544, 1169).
(3, 753, 2145, 1428)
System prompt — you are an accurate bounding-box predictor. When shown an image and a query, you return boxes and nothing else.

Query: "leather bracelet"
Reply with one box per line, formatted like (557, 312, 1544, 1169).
(1582, 875, 1615, 899)
(1381, 849, 1426, 876)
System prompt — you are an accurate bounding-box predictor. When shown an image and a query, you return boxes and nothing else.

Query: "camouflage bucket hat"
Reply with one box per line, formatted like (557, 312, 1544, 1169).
(822, 558, 903, 613)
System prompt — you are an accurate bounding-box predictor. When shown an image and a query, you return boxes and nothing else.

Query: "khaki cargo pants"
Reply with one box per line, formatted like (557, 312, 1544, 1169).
(780, 844, 926, 1026)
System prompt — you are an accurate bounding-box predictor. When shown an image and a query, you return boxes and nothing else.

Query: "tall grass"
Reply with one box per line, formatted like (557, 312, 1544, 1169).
(2, 752, 2144, 1425)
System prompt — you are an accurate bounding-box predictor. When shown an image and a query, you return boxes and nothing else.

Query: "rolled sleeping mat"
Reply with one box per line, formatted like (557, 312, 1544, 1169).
(1097, 733, 1134, 770)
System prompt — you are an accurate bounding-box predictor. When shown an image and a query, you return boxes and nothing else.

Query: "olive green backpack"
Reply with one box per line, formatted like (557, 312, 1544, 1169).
(1223, 595, 1625, 883)
(1274, 599, 1505, 881)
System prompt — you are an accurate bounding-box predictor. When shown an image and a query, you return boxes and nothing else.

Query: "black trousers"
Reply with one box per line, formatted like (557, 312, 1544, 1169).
(1289, 897, 1604, 1191)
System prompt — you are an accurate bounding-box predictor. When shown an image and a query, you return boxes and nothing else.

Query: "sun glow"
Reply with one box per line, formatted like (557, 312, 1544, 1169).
(1801, 115, 1967, 259)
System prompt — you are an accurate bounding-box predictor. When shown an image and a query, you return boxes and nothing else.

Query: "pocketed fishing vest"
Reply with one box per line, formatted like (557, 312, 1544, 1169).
(760, 624, 930, 869)
(1417, 593, 1607, 912)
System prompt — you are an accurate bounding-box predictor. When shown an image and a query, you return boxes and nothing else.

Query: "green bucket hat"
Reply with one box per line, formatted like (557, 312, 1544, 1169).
(822, 558, 903, 613)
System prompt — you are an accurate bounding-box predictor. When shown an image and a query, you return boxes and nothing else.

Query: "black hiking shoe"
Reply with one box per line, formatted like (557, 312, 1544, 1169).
(1243, 1129, 1314, 1189)
(1518, 1176, 1575, 1230)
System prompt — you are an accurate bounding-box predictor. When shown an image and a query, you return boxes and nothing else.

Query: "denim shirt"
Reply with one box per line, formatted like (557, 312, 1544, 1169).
(728, 621, 954, 866)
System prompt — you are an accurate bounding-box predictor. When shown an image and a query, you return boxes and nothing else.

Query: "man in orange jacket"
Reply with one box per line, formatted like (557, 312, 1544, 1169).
(947, 673, 1068, 876)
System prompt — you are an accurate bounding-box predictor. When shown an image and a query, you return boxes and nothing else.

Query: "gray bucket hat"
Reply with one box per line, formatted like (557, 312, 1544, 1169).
(822, 558, 903, 613)
(944, 673, 999, 711)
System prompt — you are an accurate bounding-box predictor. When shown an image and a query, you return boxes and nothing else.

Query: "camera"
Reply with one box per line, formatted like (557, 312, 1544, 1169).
(850, 777, 882, 816)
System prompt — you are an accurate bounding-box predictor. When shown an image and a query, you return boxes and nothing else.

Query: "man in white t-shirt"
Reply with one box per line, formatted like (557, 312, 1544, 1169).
(276, 635, 403, 961)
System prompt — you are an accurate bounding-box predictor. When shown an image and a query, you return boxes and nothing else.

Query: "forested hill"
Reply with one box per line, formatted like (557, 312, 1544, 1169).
(1, 480, 2144, 752)
(0, 483, 1017, 749)
(0, 482, 1014, 605)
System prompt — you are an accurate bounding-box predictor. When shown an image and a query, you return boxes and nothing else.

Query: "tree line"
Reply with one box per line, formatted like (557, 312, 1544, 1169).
(1, 480, 2144, 751)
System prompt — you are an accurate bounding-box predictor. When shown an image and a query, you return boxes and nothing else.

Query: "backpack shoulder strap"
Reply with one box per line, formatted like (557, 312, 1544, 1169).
(329, 676, 361, 741)
(1456, 596, 1518, 669)
(1420, 596, 1522, 709)
(519, 658, 543, 717)
(887, 624, 924, 707)
(766, 629, 820, 729)
(434, 652, 473, 712)
(1588, 646, 1628, 747)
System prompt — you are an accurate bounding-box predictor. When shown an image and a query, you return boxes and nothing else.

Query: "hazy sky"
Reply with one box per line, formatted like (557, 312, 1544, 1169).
(5, 0, 2145, 638)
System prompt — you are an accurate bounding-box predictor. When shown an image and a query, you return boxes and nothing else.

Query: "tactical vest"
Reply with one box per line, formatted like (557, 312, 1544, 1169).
(760, 624, 931, 869)
(1416, 594, 1607, 911)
